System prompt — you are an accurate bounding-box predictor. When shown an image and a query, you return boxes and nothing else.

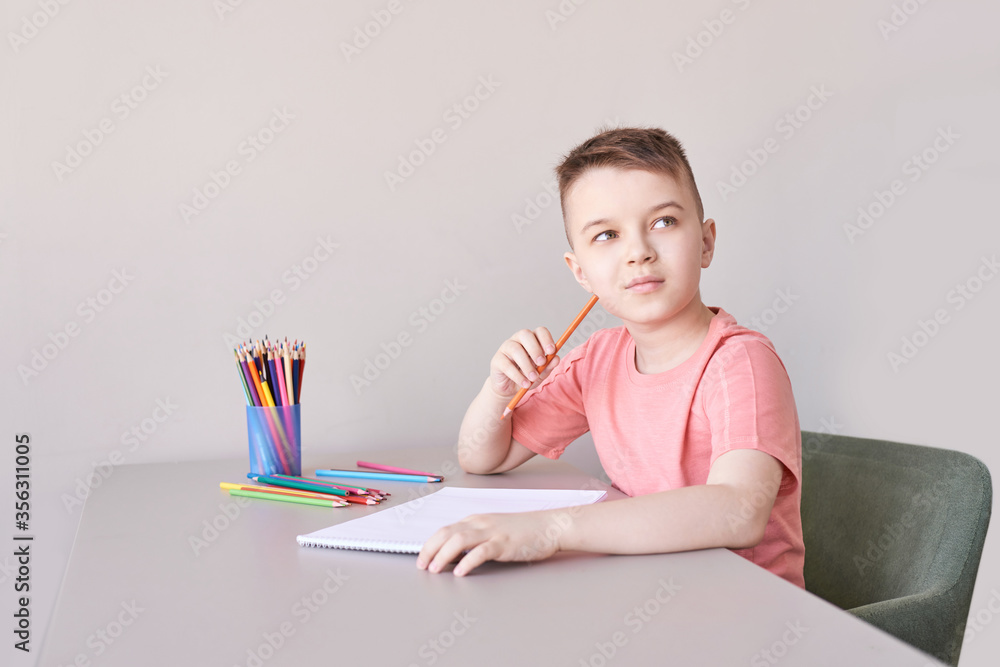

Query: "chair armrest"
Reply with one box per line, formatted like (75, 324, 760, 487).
(850, 589, 958, 665)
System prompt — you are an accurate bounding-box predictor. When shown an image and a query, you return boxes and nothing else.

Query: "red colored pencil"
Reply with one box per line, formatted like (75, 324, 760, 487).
(341, 494, 380, 506)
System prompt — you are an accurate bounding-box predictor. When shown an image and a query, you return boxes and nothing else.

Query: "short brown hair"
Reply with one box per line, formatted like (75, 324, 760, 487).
(555, 126, 704, 247)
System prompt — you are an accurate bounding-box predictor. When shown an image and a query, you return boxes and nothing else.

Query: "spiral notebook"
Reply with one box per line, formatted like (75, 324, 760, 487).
(296, 486, 608, 554)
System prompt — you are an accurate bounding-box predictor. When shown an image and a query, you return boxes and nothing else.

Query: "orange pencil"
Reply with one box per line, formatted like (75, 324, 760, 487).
(501, 295, 599, 419)
(244, 351, 269, 407)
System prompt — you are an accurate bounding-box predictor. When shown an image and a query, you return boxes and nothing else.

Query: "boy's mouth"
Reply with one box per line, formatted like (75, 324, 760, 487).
(625, 276, 664, 292)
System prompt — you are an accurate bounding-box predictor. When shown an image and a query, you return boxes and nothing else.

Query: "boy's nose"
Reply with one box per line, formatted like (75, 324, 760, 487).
(625, 236, 656, 263)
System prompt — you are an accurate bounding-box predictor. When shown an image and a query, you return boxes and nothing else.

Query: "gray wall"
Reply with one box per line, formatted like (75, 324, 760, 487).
(3, 1, 998, 664)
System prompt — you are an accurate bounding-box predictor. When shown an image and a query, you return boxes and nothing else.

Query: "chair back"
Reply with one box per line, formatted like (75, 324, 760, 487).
(800, 431, 992, 666)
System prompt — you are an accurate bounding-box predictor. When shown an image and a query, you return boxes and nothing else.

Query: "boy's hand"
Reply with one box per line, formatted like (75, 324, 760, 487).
(489, 328, 560, 400)
(416, 510, 564, 576)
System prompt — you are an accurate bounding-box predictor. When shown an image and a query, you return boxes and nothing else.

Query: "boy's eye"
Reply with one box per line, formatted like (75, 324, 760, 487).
(593, 218, 675, 242)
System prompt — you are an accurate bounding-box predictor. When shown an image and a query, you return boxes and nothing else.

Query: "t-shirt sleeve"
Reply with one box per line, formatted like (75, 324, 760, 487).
(509, 335, 592, 460)
(701, 338, 801, 496)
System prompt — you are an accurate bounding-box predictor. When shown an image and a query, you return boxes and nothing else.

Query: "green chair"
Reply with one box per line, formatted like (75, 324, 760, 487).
(799, 431, 992, 666)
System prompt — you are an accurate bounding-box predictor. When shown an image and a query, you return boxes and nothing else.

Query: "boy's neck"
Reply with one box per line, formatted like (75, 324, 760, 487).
(627, 300, 716, 375)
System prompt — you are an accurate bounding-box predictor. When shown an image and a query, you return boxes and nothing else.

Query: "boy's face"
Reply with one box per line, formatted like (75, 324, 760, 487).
(563, 167, 716, 329)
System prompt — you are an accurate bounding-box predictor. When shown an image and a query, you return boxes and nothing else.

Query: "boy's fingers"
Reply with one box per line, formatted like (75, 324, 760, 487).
(513, 329, 548, 369)
(535, 327, 558, 355)
(428, 533, 474, 573)
(502, 340, 542, 386)
(538, 355, 559, 380)
(454, 542, 496, 576)
(496, 350, 537, 389)
(416, 526, 453, 569)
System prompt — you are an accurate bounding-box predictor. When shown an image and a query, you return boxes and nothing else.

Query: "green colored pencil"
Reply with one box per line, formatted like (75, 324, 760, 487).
(229, 489, 346, 508)
(248, 474, 350, 497)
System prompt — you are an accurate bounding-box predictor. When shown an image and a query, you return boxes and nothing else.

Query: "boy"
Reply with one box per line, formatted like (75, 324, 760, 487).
(416, 127, 805, 588)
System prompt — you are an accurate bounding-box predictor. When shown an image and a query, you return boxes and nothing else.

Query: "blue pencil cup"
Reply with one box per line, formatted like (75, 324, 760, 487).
(246, 404, 301, 476)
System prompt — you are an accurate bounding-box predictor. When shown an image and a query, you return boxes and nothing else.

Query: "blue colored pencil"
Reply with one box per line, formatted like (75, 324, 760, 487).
(314, 469, 442, 483)
(266, 353, 280, 406)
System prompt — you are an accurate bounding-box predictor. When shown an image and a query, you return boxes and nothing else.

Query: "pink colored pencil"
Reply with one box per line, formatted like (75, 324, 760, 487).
(273, 345, 289, 407)
(356, 460, 442, 479)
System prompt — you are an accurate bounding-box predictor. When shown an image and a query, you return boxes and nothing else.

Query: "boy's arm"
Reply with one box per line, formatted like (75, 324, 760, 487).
(456, 377, 537, 475)
(417, 448, 784, 575)
(558, 448, 783, 554)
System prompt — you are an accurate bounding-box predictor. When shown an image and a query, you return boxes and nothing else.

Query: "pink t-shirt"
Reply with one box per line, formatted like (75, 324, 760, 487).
(510, 306, 805, 588)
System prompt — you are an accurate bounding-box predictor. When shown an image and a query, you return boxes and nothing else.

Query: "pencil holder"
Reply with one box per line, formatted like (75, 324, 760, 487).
(246, 404, 301, 477)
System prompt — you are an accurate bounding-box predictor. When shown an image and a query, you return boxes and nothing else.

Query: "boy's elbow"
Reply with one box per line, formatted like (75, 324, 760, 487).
(719, 523, 765, 550)
(720, 490, 771, 549)
(458, 459, 493, 475)
(733, 520, 767, 549)
(456, 449, 499, 475)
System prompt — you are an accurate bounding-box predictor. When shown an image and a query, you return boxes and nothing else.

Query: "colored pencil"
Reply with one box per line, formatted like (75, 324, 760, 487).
(315, 469, 442, 483)
(297, 343, 306, 401)
(239, 355, 262, 407)
(276, 348, 289, 407)
(246, 352, 275, 408)
(243, 474, 384, 503)
(220, 482, 349, 505)
(248, 474, 352, 497)
(234, 349, 253, 405)
(339, 494, 380, 506)
(260, 341, 275, 404)
(267, 350, 281, 407)
(255, 341, 268, 394)
(235, 339, 310, 470)
(233, 339, 308, 477)
(244, 351, 266, 406)
(242, 350, 288, 469)
(229, 489, 347, 508)
(357, 461, 441, 478)
(260, 473, 372, 496)
(501, 294, 599, 419)
(283, 342, 294, 406)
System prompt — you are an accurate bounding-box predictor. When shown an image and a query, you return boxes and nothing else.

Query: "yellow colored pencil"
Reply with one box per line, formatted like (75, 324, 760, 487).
(220, 482, 348, 506)
(229, 489, 346, 508)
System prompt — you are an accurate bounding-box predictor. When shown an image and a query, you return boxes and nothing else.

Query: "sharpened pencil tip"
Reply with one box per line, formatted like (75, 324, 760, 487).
(501, 407, 511, 419)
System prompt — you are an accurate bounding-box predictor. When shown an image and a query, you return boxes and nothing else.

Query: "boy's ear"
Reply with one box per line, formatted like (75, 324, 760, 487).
(701, 218, 717, 269)
(564, 252, 593, 293)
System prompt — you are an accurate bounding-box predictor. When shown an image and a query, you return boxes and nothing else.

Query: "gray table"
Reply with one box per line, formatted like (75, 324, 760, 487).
(40, 446, 944, 666)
